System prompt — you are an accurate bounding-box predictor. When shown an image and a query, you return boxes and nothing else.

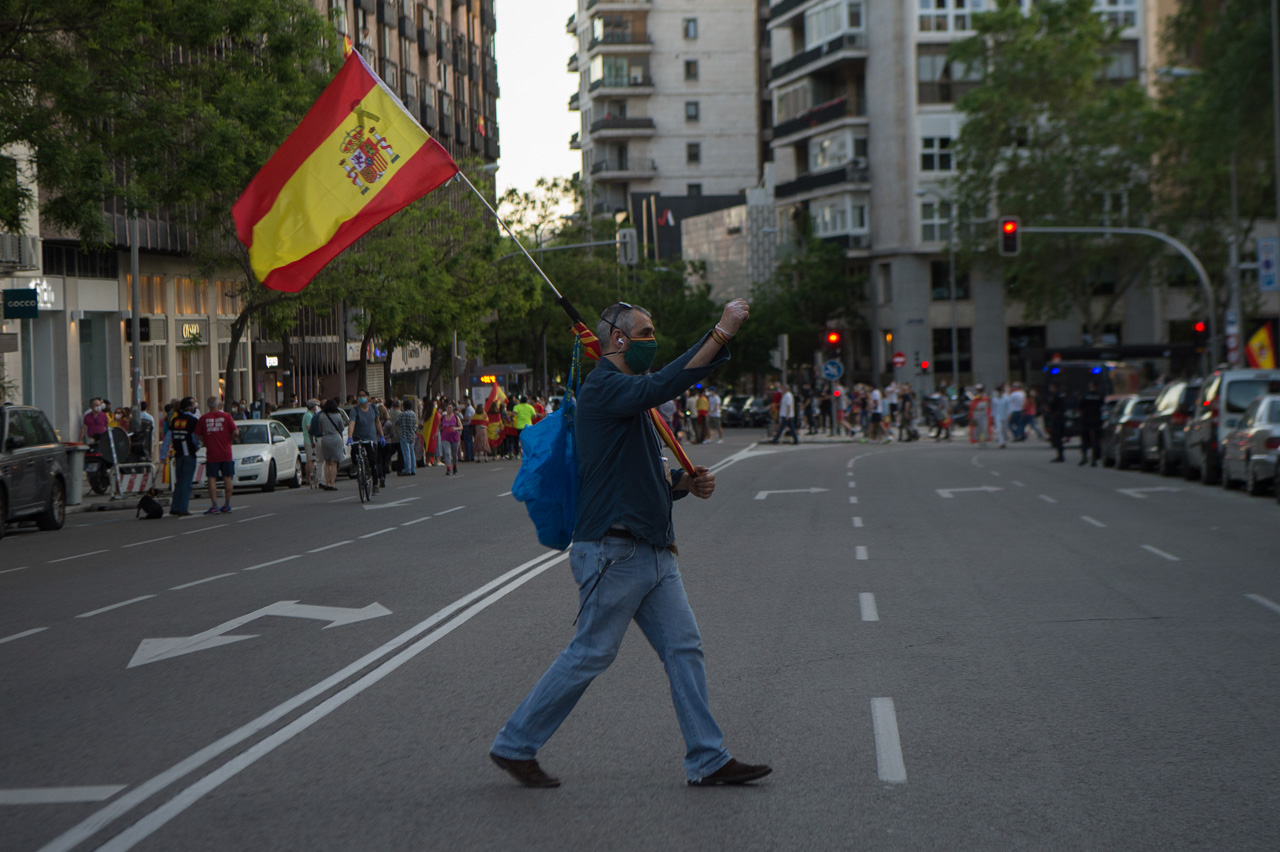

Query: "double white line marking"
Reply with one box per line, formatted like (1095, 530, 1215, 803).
(39, 549, 570, 852)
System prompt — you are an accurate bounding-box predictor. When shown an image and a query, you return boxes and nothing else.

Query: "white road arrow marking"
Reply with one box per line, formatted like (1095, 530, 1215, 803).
(935, 486, 1004, 498)
(127, 601, 392, 668)
(1118, 487, 1182, 499)
(754, 487, 830, 500)
(363, 496, 421, 510)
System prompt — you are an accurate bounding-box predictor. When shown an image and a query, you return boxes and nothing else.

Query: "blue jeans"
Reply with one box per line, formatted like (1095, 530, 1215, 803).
(771, 416, 798, 443)
(171, 455, 198, 514)
(399, 436, 416, 474)
(492, 537, 731, 781)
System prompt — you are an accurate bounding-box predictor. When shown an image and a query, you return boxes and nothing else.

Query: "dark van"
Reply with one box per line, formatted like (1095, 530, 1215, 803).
(1042, 361, 1144, 437)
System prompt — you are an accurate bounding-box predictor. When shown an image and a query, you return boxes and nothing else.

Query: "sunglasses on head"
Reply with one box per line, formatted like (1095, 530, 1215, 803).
(601, 302, 635, 335)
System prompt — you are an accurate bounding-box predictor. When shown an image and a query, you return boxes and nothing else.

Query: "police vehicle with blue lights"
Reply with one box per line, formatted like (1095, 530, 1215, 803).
(1042, 360, 1144, 438)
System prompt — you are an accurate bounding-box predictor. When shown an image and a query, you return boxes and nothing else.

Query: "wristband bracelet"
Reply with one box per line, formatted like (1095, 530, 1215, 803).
(711, 328, 729, 346)
(714, 324, 734, 339)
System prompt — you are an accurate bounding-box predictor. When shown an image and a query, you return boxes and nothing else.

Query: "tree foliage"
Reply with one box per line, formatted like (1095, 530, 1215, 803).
(951, 0, 1167, 340)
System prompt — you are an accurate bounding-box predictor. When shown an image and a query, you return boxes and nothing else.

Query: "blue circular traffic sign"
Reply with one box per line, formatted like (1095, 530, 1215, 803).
(822, 359, 844, 381)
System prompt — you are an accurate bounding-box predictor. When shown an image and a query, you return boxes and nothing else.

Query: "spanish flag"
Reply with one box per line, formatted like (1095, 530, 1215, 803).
(233, 50, 459, 293)
(1246, 324, 1276, 369)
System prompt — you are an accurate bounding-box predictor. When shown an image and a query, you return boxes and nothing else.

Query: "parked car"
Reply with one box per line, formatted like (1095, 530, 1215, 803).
(196, 419, 301, 491)
(271, 407, 351, 471)
(1221, 394, 1280, 496)
(1138, 378, 1202, 475)
(0, 403, 69, 539)
(1184, 369, 1280, 484)
(721, 395, 750, 427)
(1101, 394, 1156, 469)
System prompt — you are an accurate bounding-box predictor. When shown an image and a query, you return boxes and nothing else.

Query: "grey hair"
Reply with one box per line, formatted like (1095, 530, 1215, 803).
(596, 303, 651, 349)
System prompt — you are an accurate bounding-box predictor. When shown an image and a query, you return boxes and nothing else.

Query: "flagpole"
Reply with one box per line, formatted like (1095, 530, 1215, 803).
(455, 170, 563, 301)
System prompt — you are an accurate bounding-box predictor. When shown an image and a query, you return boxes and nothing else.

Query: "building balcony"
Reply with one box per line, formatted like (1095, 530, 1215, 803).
(568, 52, 579, 72)
(566, 13, 576, 33)
(484, 57, 500, 95)
(771, 31, 867, 84)
(485, 137, 500, 160)
(587, 0, 653, 9)
(772, 94, 865, 142)
(481, 0, 495, 31)
(819, 232, 871, 251)
(378, 56, 399, 91)
(586, 33, 653, 58)
(418, 23, 434, 55)
(588, 75, 655, 96)
(570, 131, 580, 149)
(569, 91, 580, 111)
(419, 101, 437, 131)
(590, 158, 658, 181)
(588, 116, 656, 138)
(0, 233, 39, 273)
(769, 0, 812, 22)
(774, 162, 870, 200)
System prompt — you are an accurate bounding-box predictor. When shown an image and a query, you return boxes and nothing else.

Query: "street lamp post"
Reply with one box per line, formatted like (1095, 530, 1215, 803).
(917, 189, 958, 393)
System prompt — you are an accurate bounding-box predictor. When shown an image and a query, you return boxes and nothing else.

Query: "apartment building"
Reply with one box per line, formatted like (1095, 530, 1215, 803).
(765, 0, 1277, 389)
(568, 0, 770, 258)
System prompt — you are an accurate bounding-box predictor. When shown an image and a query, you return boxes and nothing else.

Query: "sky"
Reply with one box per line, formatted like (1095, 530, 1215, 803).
(494, 0, 581, 200)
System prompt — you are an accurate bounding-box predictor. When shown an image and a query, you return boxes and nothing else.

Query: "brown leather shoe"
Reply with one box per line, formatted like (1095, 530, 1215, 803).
(490, 752, 561, 788)
(687, 758, 773, 786)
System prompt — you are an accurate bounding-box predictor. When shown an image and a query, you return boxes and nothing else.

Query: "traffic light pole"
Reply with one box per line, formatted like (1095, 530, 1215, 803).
(1019, 225, 1216, 375)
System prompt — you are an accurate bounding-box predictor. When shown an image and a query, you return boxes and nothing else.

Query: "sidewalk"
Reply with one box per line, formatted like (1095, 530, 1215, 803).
(69, 487, 170, 515)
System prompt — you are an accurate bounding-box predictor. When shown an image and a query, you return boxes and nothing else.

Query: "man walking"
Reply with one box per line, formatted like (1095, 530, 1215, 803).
(769, 383, 799, 444)
(707, 386, 723, 443)
(396, 397, 418, 476)
(1079, 379, 1104, 467)
(196, 396, 237, 514)
(1046, 381, 1067, 462)
(168, 397, 200, 516)
(490, 298, 771, 788)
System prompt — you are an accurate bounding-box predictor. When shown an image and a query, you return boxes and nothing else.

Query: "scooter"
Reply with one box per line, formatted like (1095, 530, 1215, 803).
(84, 427, 133, 495)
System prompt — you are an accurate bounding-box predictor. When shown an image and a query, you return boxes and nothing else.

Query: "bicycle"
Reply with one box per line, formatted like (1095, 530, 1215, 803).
(351, 439, 376, 503)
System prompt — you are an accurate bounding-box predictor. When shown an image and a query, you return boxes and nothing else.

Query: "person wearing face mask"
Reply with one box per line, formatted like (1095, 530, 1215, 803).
(80, 398, 109, 444)
(347, 389, 384, 493)
(490, 298, 772, 790)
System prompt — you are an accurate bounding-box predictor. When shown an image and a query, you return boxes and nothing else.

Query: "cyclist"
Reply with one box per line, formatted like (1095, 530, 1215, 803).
(347, 388, 385, 495)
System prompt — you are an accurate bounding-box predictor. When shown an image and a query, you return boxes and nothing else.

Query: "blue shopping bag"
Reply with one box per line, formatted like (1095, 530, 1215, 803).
(511, 342, 581, 550)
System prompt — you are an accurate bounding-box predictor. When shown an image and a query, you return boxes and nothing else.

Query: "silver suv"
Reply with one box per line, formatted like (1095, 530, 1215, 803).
(1, 403, 69, 539)
(1183, 369, 1280, 485)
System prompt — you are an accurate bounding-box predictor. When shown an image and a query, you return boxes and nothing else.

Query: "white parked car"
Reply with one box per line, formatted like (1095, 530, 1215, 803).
(271, 407, 351, 471)
(197, 419, 301, 491)
(1221, 394, 1280, 497)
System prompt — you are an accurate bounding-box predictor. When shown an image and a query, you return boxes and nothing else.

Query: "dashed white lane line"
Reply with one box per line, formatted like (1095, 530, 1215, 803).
(859, 593, 879, 621)
(0, 566, 30, 575)
(1081, 516, 1106, 528)
(0, 627, 48, 645)
(236, 513, 276, 524)
(0, 786, 126, 805)
(1038, 495, 1057, 504)
(1141, 544, 1181, 562)
(1011, 480, 1025, 487)
(848, 496, 858, 504)
(122, 536, 174, 549)
(434, 506, 465, 516)
(1246, 594, 1280, 618)
(76, 596, 156, 619)
(242, 555, 301, 572)
(871, 698, 907, 784)
(401, 517, 431, 526)
(182, 524, 227, 535)
(48, 549, 109, 564)
(497, 491, 512, 497)
(847, 458, 855, 469)
(852, 517, 863, 528)
(169, 574, 236, 591)
(328, 496, 357, 503)
(848, 481, 856, 488)
(308, 541, 352, 553)
(990, 471, 1002, 477)
(855, 546, 868, 560)
(359, 528, 397, 539)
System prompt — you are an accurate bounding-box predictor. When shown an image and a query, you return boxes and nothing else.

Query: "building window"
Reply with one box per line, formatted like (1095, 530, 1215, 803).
(921, 137, 953, 171)
(809, 129, 868, 171)
(812, 195, 868, 237)
(685, 100, 699, 121)
(684, 59, 699, 80)
(130, 275, 166, 315)
(917, 44, 982, 104)
(688, 183, 703, 197)
(683, 18, 697, 39)
(1101, 41, 1139, 81)
(216, 280, 243, 316)
(174, 278, 207, 316)
(805, 1, 865, 50)
(1096, 0, 1138, 29)
(687, 142, 701, 163)
(921, 200, 952, 242)
(918, 0, 984, 33)
(930, 259, 971, 300)
(932, 327, 973, 377)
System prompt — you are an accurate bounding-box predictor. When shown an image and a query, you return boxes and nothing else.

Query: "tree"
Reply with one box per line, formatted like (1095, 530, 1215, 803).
(950, 0, 1167, 343)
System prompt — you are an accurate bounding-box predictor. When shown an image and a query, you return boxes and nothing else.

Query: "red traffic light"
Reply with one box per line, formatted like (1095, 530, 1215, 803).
(998, 216, 1021, 256)
(920, 360, 930, 370)
(1193, 321, 1206, 333)
(827, 331, 841, 345)
(1002, 220, 1018, 234)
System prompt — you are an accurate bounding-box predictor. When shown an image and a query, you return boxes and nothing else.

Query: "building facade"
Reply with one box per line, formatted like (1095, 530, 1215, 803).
(765, 0, 1278, 389)
(568, 0, 771, 257)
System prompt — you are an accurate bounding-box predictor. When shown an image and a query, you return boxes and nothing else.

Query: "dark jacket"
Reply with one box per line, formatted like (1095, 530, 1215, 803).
(574, 333, 728, 547)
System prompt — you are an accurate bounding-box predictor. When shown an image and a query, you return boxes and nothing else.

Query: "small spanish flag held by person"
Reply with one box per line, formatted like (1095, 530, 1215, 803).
(1246, 324, 1276, 369)
(233, 50, 459, 293)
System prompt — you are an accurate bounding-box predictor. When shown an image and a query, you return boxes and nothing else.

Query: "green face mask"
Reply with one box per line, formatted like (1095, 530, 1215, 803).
(623, 335, 658, 373)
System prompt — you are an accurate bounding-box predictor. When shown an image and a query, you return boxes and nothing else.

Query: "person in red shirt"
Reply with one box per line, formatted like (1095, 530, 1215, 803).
(196, 396, 238, 514)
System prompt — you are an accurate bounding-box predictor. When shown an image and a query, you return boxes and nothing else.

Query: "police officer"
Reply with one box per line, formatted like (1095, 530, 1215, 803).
(1078, 379, 1104, 467)
(1046, 380, 1066, 463)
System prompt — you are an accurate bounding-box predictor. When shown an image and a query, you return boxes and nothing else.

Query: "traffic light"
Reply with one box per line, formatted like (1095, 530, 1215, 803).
(1193, 320, 1207, 353)
(998, 217, 1020, 256)
(826, 330, 841, 347)
(919, 359, 930, 373)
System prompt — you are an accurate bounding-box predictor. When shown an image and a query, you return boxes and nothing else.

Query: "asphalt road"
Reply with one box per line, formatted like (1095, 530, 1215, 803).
(2, 430, 1279, 851)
